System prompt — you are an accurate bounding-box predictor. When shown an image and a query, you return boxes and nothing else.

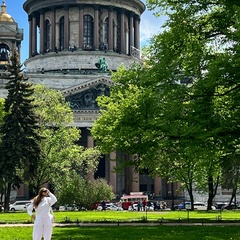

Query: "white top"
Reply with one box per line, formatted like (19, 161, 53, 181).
(27, 192, 57, 218)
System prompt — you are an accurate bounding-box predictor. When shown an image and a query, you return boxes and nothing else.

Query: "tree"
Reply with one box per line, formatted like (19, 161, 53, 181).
(146, 0, 240, 209)
(0, 50, 41, 211)
(91, 64, 163, 163)
(0, 98, 5, 205)
(92, 0, 240, 210)
(25, 84, 103, 204)
(25, 84, 81, 195)
(26, 84, 101, 196)
(56, 173, 114, 210)
(91, 64, 202, 210)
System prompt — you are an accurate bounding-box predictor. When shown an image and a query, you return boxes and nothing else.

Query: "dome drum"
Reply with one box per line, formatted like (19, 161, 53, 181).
(24, 50, 138, 73)
(24, 0, 144, 61)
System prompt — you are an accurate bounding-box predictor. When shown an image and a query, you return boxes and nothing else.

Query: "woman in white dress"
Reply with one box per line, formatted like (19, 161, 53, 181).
(27, 188, 57, 240)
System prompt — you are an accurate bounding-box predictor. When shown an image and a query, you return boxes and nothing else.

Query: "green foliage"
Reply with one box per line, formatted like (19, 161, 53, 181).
(0, 98, 5, 125)
(56, 173, 114, 209)
(92, 64, 163, 168)
(0, 50, 41, 210)
(25, 84, 102, 196)
(0, 50, 41, 181)
(0, 98, 5, 202)
(14, 83, 104, 206)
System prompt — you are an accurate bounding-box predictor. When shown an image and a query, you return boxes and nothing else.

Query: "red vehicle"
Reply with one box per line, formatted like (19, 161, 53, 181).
(120, 192, 148, 210)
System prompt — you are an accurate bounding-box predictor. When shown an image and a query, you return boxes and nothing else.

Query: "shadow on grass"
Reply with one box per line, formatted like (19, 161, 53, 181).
(52, 225, 240, 240)
(1, 225, 240, 240)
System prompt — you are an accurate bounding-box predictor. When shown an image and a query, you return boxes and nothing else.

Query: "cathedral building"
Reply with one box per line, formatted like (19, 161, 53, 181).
(0, 0, 184, 204)
(0, 0, 23, 95)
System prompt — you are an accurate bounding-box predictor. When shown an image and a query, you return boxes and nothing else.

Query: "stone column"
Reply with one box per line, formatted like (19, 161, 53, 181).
(134, 16, 140, 50)
(32, 15, 37, 55)
(56, 22, 59, 49)
(11, 40, 16, 53)
(125, 154, 139, 193)
(28, 16, 32, 58)
(64, 6, 69, 50)
(17, 43, 21, 55)
(109, 152, 117, 193)
(40, 10, 45, 54)
(120, 11, 125, 54)
(108, 7, 113, 51)
(51, 8, 56, 50)
(17, 184, 29, 198)
(129, 14, 133, 55)
(126, 30, 129, 55)
(154, 177, 162, 197)
(94, 5, 99, 50)
(113, 24, 117, 50)
(79, 5, 84, 49)
(87, 135, 94, 180)
(131, 168, 139, 192)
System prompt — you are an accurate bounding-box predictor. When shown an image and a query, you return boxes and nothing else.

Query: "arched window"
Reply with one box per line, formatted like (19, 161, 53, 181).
(44, 19, 51, 51)
(0, 43, 10, 69)
(59, 16, 64, 50)
(83, 15, 93, 49)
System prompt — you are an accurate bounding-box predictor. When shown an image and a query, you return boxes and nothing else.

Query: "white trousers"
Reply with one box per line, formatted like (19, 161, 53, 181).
(33, 215, 53, 240)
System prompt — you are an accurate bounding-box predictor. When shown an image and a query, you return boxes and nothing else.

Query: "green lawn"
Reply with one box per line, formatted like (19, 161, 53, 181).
(1, 210, 240, 240)
(1, 225, 240, 240)
(0, 210, 239, 224)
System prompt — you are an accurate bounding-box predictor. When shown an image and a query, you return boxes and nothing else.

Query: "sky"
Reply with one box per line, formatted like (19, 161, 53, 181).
(3, 0, 166, 63)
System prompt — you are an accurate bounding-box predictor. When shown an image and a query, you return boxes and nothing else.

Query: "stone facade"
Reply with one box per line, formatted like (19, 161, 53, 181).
(0, 1, 23, 76)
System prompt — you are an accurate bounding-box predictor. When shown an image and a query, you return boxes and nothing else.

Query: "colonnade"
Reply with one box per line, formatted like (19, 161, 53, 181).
(28, 5, 140, 58)
(85, 134, 181, 198)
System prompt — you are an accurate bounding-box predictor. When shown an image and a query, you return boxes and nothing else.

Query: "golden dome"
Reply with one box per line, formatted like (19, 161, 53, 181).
(0, 1, 14, 22)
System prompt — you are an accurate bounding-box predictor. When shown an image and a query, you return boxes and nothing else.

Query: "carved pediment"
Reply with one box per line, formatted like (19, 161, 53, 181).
(62, 77, 113, 110)
(66, 83, 110, 110)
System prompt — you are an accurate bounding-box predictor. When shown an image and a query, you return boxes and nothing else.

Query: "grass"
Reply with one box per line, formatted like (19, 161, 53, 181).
(1, 210, 240, 239)
(1, 209, 240, 224)
(1, 225, 240, 240)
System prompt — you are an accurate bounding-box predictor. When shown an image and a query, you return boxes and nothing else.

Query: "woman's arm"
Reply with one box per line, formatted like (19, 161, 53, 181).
(27, 202, 35, 220)
(47, 192, 57, 206)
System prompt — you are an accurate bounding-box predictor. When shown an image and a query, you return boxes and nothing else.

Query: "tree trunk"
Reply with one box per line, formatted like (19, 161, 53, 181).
(229, 188, 237, 209)
(4, 182, 11, 212)
(186, 182, 194, 210)
(207, 175, 214, 210)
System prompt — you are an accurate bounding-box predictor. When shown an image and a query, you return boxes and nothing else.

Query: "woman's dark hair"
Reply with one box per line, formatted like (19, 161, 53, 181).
(33, 188, 48, 208)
